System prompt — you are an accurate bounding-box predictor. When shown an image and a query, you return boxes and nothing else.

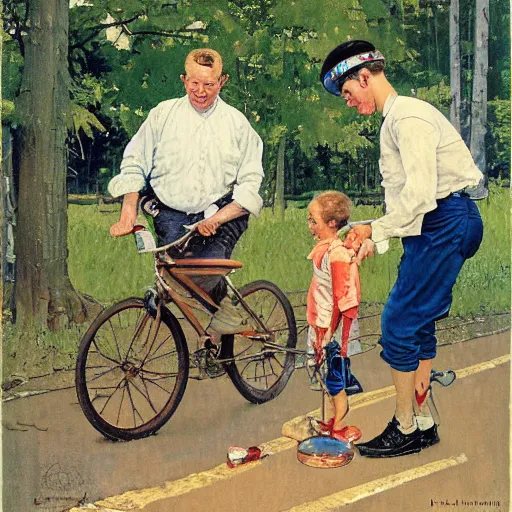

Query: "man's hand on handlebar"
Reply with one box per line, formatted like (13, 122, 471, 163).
(196, 202, 247, 237)
(197, 218, 221, 237)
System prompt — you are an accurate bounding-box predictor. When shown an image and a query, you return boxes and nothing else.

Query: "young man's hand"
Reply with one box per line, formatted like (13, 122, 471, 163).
(110, 217, 136, 237)
(196, 201, 248, 237)
(343, 224, 372, 252)
(110, 192, 138, 237)
(356, 238, 375, 264)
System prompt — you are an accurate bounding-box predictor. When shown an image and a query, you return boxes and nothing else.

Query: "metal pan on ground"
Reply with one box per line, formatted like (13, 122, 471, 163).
(297, 436, 354, 468)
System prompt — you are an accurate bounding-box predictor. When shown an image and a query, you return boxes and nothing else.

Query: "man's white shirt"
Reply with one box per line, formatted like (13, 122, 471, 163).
(371, 94, 483, 253)
(108, 96, 264, 216)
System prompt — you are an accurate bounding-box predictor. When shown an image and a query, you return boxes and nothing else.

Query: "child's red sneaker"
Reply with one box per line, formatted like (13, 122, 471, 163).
(315, 417, 334, 435)
(332, 425, 362, 444)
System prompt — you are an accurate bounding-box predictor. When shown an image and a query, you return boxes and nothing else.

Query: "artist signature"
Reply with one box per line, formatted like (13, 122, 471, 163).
(430, 498, 501, 508)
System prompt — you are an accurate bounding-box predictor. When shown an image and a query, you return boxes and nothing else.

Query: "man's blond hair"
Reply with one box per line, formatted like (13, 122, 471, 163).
(185, 48, 223, 77)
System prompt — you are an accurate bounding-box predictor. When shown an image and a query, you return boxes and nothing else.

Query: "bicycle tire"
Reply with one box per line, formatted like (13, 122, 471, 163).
(221, 280, 297, 404)
(76, 298, 189, 441)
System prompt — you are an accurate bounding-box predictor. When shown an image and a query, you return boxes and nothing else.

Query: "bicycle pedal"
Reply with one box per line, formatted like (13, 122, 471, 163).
(143, 288, 159, 317)
(192, 347, 226, 379)
(204, 338, 219, 353)
(205, 365, 226, 379)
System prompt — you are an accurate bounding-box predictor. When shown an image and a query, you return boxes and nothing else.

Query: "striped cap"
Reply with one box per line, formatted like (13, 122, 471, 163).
(320, 40, 385, 96)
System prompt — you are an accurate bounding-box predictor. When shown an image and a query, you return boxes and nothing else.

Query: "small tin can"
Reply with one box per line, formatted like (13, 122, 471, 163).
(226, 446, 262, 468)
(133, 224, 157, 253)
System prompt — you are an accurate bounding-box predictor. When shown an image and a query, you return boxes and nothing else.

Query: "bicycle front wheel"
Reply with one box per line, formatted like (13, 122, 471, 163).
(221, 280, 297, 404)
(76, 298, 189, 441)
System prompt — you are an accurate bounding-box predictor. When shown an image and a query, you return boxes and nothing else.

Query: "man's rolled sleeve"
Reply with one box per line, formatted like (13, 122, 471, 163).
(232, 126, 264, 216)
(107, 109, 159, 198)
(108, 169, 145, 198)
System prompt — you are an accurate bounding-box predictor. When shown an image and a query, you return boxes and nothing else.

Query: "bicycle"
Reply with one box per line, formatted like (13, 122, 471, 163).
(75, 216, 458, 443)
(75, 223, 299, 441)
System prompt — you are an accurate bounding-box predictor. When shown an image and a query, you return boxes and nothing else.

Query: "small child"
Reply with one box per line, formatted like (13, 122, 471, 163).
(306, 191, 369, 444)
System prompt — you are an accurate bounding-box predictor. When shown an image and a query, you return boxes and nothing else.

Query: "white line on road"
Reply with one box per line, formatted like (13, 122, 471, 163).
(69, 353, 509, 512)
(282, 453, 469, 512)
(282, 353, 511, 443)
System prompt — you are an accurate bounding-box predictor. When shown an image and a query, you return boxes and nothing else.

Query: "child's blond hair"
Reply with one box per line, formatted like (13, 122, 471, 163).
(312, 191, 351, 229)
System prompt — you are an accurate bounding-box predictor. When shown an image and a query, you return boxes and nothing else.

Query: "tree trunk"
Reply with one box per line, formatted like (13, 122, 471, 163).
(0, 16, 3, 331)
(449, 0, 461, 132)
(426, 7, 432, 74)
(433, 5, 440, 71)
(274, 136, 286, 220)
(15, 0, 85, 331)
(469, 0, 489, 173)
(290, 147, 296, 195)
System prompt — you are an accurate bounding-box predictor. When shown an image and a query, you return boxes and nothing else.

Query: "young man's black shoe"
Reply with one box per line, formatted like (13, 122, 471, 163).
(356, 416, 423, 458)
(419, 423, 440, 449)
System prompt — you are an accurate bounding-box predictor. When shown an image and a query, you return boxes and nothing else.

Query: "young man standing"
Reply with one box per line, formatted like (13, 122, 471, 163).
(320, 40, 484, 457)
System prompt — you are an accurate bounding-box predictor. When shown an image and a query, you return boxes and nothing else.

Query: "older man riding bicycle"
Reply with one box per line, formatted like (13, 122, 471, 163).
(108, 48, 264, 333)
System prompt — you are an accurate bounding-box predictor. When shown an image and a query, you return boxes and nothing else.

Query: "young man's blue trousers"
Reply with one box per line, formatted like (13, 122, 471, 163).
(379, 195, 483, 372)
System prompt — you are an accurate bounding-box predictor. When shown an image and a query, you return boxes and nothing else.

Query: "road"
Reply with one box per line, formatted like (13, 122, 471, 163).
(3, 331, 510, 512)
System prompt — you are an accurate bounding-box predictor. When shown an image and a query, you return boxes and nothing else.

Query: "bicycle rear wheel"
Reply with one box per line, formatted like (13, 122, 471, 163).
(76, 298, 189, 441)
(221, 280, 297, 404)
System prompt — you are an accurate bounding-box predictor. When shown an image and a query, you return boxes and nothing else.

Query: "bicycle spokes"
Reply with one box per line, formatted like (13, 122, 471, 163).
(247, 293, 287, 336)
(84, 307, 181, 430)
(224, 282, 297, 399)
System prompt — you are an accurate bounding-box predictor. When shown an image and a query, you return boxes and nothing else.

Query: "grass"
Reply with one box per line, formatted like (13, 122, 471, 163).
(3, 185, 509, 382)
(68, 185, 510, 317)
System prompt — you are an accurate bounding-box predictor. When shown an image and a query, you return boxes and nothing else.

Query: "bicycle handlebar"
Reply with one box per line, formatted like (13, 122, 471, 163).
(143, 222, 200, 254)
(136, 218, 376, 256)
(337, 219, 375, 236)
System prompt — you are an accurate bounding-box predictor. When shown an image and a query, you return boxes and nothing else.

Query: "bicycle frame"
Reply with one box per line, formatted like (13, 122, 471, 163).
(142, 218, 375, 360)
(152, 243, 271, 336)
(154, 256, 241, 337)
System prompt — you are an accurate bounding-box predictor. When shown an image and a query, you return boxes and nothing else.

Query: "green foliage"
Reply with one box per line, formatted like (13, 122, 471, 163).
(488, 0, 510, 100)
(228, 0, 274, 34)
(3, 0, 510, 198)
(415, 80, 451, 110)
(271, 0, 406, 63)
(70, 104, 106, 139)
(487, 99, 511, 170)
(1, 35, 23, 102)
(359, 0, 391, 20)
(1, 99, 15, 121)
(449, 185, 510, 315)
(71, 74, 105, 106)
(68, 204, 154, 302)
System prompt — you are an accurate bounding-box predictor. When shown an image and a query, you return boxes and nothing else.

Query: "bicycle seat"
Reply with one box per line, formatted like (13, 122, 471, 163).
(430, 369, 456, 387)
(170, 258, 243, 270)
